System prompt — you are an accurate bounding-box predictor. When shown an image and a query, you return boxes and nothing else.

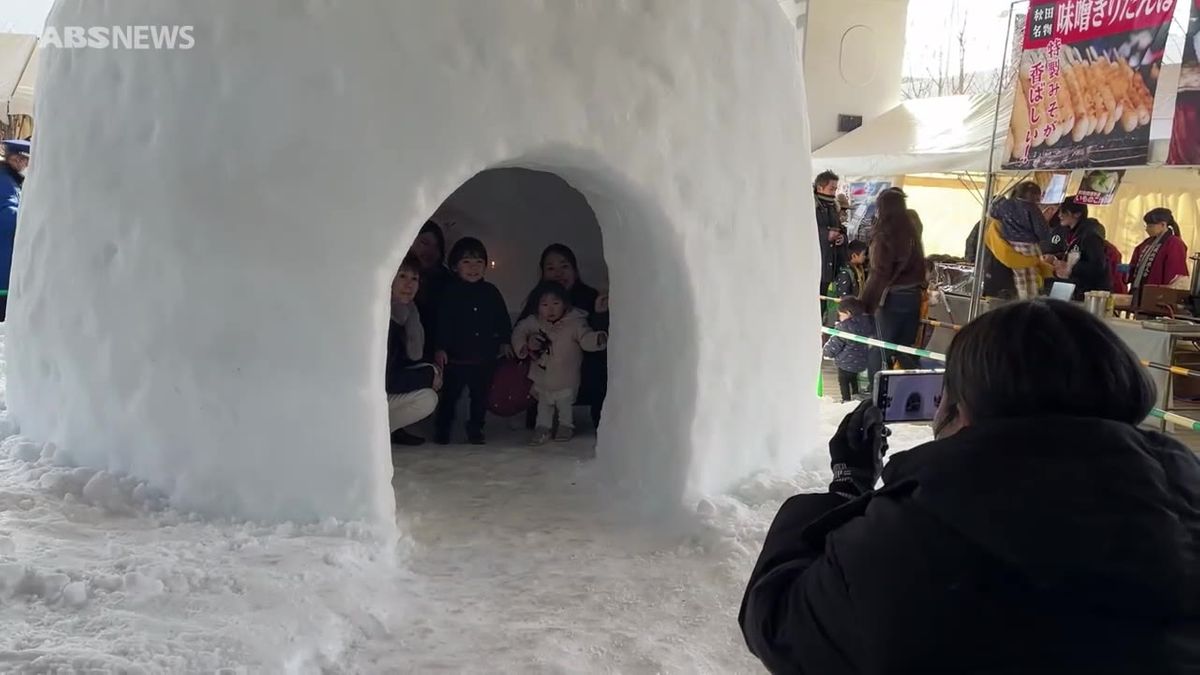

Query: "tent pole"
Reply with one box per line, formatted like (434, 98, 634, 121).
(968, 173, 996, 320)
(955, 172, 981, 204)
(968, 0, 1020, 322)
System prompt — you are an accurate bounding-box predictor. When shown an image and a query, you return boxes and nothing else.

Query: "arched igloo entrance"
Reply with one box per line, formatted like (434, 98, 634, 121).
(396, 167, 613, 445)
(384, 156, 699, 500)
(8, 0, 819, 531)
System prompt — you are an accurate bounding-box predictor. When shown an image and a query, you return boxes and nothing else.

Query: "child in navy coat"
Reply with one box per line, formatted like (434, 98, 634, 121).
(434, 237, 512, 444)
(823, 296, 874, 402)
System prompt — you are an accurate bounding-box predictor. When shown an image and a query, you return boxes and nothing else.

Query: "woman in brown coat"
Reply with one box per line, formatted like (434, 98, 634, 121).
(861, 190, 926, 373)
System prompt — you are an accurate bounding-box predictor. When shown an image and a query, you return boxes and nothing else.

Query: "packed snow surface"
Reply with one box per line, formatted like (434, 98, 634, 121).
(11, 0, 818, 526)
(0, 335, 933, 671)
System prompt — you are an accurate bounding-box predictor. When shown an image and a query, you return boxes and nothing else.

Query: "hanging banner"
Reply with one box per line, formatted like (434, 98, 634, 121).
(844, 180, 892, 240)
(1038, 171, 1073, 203)
(1075, 169, 1126, 204)
(1168, 0, 1200, 165)
(1004, 0, 1177, 170)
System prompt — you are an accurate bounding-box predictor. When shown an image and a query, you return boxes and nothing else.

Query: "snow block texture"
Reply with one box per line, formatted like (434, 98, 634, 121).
(9, 0, 818, 526)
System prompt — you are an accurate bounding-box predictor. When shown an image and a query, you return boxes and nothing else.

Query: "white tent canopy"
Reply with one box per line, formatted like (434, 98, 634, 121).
(811, 90, 1013, 176)
(812, 66, 1180, 177)
(9, 43, 39, 117)
(0, 33, 38, 119)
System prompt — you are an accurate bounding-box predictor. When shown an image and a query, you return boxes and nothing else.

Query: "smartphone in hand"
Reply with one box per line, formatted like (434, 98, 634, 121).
(872, 370, 945, 424)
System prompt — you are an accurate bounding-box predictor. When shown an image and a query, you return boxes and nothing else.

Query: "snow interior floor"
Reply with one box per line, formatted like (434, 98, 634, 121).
(0, 340, 932, 672)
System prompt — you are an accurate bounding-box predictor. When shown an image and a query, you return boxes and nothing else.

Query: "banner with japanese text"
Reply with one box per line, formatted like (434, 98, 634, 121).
(845, 180, 892, 240)
(1004, 0, 1177, 169)
(1168, 0, 1200, 165)
(1037, 171, 1073, 203)
(1075, 169, 1126, 204)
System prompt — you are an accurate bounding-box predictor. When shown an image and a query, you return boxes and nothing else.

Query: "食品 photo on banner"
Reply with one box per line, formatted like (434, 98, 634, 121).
(1005, 0, 1177, 170)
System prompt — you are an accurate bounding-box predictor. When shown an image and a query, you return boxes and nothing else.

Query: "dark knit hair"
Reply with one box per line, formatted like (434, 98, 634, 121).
(875, 190, 913, 239)
(1145, 208, 1181, 237)
(847, 240, 869, 257)
(448, 237, 488, 267)
(838, 296, 867, 316)
(814, 170, 839, 189)
(944, 300, 1154, 425)
(529, 280, 573, 309)
(1060, 196, 1088, 221)
(1014, 181, 1043, 202)
(419, 220, 447, 265)
(539, 244, 581, 281)
(398, 253, 422, 277)
(517, 244, 592, 320)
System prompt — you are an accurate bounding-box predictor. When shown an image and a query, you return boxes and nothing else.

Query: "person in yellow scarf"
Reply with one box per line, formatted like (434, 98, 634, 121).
(984, 218, 1054, 289)
(988, 182, 1054, 299)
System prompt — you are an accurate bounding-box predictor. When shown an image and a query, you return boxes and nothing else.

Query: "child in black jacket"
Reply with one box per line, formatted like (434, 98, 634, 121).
(823, 296, 874, 402)
(434, 237, 512, 444)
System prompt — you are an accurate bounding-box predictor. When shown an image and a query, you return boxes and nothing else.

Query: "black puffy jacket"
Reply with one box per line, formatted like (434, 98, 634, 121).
(741, 417, 1200, 674)
(385, 317, 434, 396)
(434, 279, 511, 363)
(1064, 218, 1113, 298)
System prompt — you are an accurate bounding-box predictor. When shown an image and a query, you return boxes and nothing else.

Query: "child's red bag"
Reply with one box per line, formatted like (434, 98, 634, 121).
(488, 358, 534, 417)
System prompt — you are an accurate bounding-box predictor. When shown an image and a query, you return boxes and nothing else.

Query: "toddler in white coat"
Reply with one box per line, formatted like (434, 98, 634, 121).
(512, 282, 608, 445)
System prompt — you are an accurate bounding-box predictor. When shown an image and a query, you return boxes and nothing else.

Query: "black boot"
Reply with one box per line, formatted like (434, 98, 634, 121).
(433, 427, 450, 445)
(390, 429, 425, 446)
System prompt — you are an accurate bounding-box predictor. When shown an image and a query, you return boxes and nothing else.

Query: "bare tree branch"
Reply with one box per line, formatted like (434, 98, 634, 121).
(901, 0, 1009, 100)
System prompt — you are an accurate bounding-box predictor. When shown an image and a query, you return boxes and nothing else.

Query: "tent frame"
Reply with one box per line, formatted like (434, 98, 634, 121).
(968, 0, 1200, 320)
(968, 1, 1019, 320)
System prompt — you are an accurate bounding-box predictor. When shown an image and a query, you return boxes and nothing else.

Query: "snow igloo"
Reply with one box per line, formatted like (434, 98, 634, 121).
(8, 0, 819, 528)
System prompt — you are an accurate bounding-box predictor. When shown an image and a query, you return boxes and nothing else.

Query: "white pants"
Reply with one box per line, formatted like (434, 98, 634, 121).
(535, 388, 577, 430)
(388, 389, 438, 432)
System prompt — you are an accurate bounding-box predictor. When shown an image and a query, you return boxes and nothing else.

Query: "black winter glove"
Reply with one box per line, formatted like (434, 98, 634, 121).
(829, 400, 889, 499)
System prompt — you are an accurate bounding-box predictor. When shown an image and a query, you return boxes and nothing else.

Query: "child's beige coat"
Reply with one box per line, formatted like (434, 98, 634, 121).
(512, 309, 607, 393)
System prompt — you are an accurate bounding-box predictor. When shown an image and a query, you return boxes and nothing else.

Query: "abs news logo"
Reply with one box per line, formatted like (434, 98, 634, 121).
(41, 26, 195, 50)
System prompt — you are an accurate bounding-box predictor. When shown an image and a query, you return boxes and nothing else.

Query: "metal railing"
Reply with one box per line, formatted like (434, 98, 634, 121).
(921, 318, 962, 331)
(821, 326, 946, 361)
(821, 324, 1200, 431)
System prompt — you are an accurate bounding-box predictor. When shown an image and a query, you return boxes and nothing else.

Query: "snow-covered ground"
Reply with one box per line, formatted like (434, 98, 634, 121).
(0, 331, 932, 672)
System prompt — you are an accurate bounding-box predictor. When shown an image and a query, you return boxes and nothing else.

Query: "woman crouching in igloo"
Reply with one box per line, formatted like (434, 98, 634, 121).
(518, 245, 610, 430)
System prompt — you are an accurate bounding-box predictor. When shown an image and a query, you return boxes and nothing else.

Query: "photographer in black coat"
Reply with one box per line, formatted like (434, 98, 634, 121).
(741, 299, 1200, 674)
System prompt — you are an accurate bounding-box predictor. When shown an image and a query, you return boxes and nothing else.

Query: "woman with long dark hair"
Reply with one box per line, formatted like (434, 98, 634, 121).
(1049, 196, 1111, 298)
(519, 244, 609, 428)
(1129, 208, 1189, 296)
(861, 190, 926, 372)
(409, 220, 454, 359)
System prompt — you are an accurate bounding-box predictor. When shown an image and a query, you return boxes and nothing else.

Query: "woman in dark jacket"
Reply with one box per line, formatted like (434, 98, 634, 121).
(1051, 196, 1111, 298)
(519, 244, 610, 427)
(386, 255, 440, 446)
(861, 190, 925, 374)
(409, 220, 455, 359)
(741, 300, 1200, 674)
